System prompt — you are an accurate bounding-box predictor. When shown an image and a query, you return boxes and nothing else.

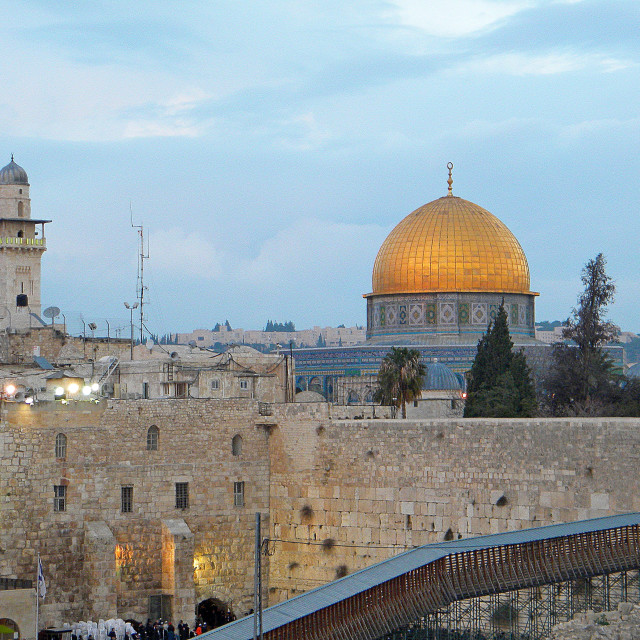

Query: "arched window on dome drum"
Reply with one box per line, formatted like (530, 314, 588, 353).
(147, 425, 159, 451)
(55, 433, 67, 459)
(17, 201, 24, 217)
(232, 434, 243, 457)
(17, 230, 23, 238)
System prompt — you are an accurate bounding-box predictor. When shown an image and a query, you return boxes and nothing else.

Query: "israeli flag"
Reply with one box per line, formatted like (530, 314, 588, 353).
(37, 557, 46, 599)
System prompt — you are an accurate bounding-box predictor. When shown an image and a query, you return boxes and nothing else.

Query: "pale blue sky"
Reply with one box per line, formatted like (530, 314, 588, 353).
(1, 0, 639, 336)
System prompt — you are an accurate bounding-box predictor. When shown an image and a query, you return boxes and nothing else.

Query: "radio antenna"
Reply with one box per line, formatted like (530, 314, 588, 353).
(131, 203, 149, 344)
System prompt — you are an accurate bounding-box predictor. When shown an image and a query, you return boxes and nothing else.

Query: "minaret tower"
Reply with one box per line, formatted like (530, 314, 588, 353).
(0, 157, 50, 329)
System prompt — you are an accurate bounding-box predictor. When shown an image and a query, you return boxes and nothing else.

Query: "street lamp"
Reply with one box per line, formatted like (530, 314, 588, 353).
(124, 302, 139, 360)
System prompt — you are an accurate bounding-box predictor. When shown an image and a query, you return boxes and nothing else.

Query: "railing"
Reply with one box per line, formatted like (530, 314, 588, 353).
(0, 237, 45, 246)
(0, 577, 33, 590)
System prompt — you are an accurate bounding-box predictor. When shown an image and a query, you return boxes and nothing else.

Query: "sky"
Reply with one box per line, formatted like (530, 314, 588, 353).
(1, 0, 639, 337)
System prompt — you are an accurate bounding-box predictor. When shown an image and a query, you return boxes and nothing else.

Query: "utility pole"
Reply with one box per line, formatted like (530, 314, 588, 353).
(253, 513, 264, 640)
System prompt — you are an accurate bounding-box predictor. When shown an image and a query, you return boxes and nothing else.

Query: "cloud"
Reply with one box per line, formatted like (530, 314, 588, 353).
(387, 0, 534, 38)
(238, 218, 388, 288)
(273, 113, 333, 151)
(557, 117, 640, 145)
(149, 228, 225, 277)
(459, 51, 635, 76)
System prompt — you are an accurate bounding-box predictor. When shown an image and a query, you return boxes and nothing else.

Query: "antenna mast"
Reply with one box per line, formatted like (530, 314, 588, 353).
(131, 205, 149, 344)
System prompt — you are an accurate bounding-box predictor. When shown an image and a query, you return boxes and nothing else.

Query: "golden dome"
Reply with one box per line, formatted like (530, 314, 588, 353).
(370, 195, 533, 296)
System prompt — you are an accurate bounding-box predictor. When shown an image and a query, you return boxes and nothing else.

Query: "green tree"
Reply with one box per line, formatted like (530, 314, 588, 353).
(544, 253, 619, 415)
(374, 347, 425, 418)
(464, 303, 537, 417)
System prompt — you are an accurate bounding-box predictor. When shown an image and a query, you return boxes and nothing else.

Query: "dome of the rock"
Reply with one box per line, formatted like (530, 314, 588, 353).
(364, 165, 538, 346)
(371, 195, 532, 296)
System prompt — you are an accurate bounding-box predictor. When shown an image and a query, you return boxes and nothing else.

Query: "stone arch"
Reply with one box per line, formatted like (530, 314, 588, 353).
(295, 377, 308, 393)
(308, 376, 324, 396)
(196, 597, 236, 630)
(347, 390, 360, 404)
(0, 619, 19, 640)
(231, 434, 242, 456)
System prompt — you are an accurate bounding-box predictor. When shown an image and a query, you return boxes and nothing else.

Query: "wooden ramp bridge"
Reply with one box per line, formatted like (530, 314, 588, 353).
(205, 513, 640, 640)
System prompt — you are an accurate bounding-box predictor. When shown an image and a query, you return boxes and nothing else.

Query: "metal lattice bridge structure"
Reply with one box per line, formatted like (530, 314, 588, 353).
(205, 513, 640, 640)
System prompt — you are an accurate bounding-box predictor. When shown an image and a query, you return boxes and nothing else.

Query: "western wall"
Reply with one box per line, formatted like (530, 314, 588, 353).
(2, 399, 639, 634)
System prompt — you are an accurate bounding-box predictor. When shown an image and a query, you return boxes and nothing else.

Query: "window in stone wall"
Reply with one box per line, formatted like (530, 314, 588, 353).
(211, 379, 220, 390)
(147, 425, 159, 451)
(55, 433, 67, 459)
(234, 481, 245, 507)
(54, 485, 66, 512)
(121, 486, 133, 513)
(175, 482, 189, 509)
(239, 379, 248, 390)
(232, 434, 243, 456)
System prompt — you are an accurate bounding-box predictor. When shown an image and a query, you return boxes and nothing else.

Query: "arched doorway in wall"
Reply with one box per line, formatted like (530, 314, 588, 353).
(0, 618, 19, 640)
(196, 598, 236, 631)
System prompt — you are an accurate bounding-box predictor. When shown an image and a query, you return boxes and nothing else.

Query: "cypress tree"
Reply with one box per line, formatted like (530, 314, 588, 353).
(464, 302, 537, 417)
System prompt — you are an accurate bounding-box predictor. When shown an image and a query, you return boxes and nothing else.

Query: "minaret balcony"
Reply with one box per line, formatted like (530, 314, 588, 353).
(0, 236, 46, 248)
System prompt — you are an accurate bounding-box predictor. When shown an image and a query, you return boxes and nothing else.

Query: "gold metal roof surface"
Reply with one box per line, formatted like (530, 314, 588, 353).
(370, 195, 533, 296)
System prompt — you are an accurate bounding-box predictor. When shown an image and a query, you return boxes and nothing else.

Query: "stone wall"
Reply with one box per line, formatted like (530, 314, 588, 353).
(0, 329, 130, 365)
(265, 414, 640, 603)
(2, 399, 640, 633)
(0, 589, 35, 640)
(0, 399, 270, 631)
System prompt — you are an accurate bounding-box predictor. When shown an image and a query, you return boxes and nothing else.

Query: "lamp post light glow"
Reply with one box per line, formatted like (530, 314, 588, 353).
(5, 384, 16, 396)
(68, 382, 79, 394)
(82, 385, 92, 396)
(54, 386, 65, 398)
(91, 383, 100, 392)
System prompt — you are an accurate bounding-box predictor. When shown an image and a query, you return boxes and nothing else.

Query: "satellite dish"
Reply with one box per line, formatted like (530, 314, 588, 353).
(188, 340, 197, 348)
(43, 306, 60, 319)
(170, 351, 180, 361)
(88, 322, 97, 331)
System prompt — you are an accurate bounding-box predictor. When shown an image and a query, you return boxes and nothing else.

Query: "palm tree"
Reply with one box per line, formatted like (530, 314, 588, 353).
(374, 347, 425, 418)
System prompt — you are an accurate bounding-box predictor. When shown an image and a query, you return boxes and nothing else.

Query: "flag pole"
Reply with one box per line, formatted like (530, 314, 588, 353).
(35, 554, 39, 640)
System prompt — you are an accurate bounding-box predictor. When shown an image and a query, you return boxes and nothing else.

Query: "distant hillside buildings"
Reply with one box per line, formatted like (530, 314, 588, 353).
(174, 325, 366, 350)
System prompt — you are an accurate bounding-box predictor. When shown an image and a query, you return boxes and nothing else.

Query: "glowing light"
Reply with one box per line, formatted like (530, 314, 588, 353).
(25, 396, 34, 405)
(82, 385, 92, 396)
(5, 384, 16, 396)
(91, 383, 100, 392)
(54, 386, 65, 397)
(68, 383, 79, 394)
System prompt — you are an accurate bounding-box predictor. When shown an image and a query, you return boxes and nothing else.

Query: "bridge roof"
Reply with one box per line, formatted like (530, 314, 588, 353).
(204, 512, 640, 640)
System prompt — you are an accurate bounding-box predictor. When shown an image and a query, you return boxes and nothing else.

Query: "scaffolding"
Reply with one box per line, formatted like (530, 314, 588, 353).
(383, 570, 640, 640)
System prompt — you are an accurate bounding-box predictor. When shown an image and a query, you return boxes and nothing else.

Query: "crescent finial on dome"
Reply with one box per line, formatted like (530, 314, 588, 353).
(447, 162, 453, 196)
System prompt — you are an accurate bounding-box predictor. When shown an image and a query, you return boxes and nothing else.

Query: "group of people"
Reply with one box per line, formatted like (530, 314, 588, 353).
(66, 612, 238, 640)
(127, 620, 202, 640)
